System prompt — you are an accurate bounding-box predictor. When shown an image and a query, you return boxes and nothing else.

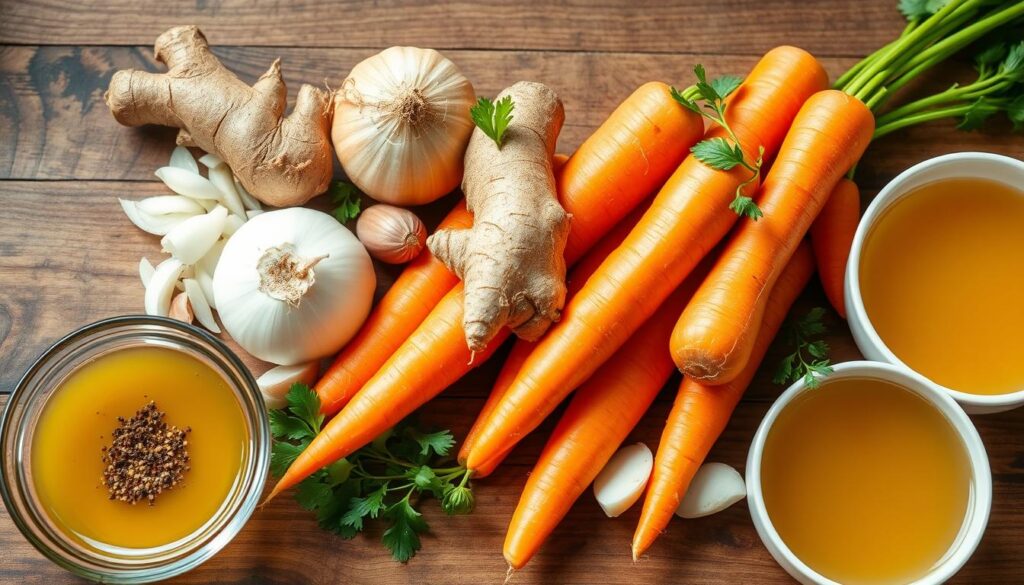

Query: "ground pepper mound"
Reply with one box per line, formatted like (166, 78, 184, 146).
(101, 401, 191, 505)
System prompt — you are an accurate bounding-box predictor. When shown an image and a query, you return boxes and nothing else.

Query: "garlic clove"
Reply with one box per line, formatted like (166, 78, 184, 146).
(161, 206, 229, 265)
(139, 257, 155, 288)
(356, 204, 427, 264)
(675, 462, 747, 519)
(256, 362, 319, 410)
(222, 213, 246, 237)
(593, 442, 654, 518)
(145, 258, 185, 317)
(198, 153, 225, 169)
(169, 146, 199, 174)
(119, 199, 194, 236)
(137, 195, 206, 217)
(234, 179, 262, 211)
(208, 164, 248, 218)
(183, 278, 221, 333)
(196, 239, 225, 310)
(168, 291, 194, 323)
(155, 166, 225, 201)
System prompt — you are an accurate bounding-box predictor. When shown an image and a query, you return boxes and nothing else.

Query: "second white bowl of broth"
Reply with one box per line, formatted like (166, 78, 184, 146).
(846, 152, 1024, 413)
(746, 362, 991, 585)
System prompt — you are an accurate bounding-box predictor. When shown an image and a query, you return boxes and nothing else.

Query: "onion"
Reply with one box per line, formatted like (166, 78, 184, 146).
(257, 362, 319, 410)
(184, 278, 220, 333)
(145, 258, 185, 317)
(137, 195, 206, 217)
(161, 206, 228, 265)
(155, 166, 225, 201)
(169, 146, 199, 174)
(119, 199, 194, 236)
(356, 204, 427, 264)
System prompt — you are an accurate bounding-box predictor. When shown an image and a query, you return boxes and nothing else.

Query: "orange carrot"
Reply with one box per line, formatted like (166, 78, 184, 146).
(504, 259, 710, 570)
(268, 85, 705, 498)
(464, 46, 828, 474)
(632, 241, 814, 559)
(461, 203, 650, 477)
(809, 177, 859, 318)
(316, 200, 472, 415)
(313, 82, 701, 417)
(671, 90, 873, 385)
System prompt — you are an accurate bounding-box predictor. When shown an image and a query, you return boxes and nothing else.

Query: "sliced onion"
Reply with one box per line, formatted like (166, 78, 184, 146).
(161, 206, 228, 265)
(145, 258, 184, 317)
(139, 257, 155, 288)
(155, 166, 224, 201)
(196, 240, 225, 310)
(169, 146, 199, 174)
(119, 199, 193, 236)
(198, 153, 225, 169)
(234, 179, 262, 211)
(257, 362, 319, 409)
(137, 195, 205, 217)
(223, 213, 245, 237)
(209, 164, 247, 218)
(184, 278, 221, 333)
(246, 209, 264, 219)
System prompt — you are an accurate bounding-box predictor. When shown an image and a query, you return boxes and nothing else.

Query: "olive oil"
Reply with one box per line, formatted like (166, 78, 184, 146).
(32, 346, 247, 549)
(860, 177, 1024, 394)
(760, 377, 971, 585)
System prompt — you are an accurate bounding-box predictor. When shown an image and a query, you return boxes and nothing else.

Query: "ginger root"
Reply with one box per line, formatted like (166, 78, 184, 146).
(428, 81, 570, 351)
(104, 26, 333, 207)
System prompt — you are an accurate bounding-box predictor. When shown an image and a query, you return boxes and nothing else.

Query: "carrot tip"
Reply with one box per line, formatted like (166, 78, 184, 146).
(503, 564, 515, 585)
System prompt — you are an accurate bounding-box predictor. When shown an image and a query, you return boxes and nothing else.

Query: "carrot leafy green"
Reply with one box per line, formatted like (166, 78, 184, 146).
(774, 308, 834, 389)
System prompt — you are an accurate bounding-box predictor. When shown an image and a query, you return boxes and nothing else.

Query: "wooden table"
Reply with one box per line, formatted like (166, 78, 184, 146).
(2, 1, 1023, 583)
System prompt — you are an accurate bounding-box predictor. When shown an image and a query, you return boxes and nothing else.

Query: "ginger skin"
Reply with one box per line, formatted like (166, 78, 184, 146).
(104, 26, 333, 207)
(428, 81, 570, 352)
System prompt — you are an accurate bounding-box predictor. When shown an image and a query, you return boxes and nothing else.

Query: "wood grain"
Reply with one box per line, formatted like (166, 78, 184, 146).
(0, 0, 904, 55)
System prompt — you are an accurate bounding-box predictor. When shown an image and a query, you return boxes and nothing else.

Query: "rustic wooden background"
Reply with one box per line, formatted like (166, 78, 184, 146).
(2, 1, 1023, 583)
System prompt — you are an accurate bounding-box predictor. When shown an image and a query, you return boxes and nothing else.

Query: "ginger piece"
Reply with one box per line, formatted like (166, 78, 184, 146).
(428, 81, 570, 351)
(104, 26, 333, 207)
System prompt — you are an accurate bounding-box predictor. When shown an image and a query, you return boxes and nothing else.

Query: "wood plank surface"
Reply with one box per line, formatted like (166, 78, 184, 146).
(2, 0, 1024, 583)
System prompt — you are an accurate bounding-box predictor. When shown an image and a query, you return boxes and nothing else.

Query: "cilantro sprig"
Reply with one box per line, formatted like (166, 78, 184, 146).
(470, 95, 515, 148)
(774, 307, 834, 389)
(270, 384, 474, 562)
(329, 181, 362, 223)
(671, 66, 763, 220)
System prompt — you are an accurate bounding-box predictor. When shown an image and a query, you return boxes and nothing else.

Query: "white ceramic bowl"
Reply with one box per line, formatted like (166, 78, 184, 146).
(746, 361, 991, 585)
(846, 152, 1024, 414)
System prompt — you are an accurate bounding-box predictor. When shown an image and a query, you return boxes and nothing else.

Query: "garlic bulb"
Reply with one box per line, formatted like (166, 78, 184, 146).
(356, 204, 427, 264)
(333, 46, 476, 205)
(213, 208, 376, 365)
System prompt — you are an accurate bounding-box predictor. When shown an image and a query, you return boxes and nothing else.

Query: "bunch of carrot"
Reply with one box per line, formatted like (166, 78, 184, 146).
(269, 0, 1024, 569)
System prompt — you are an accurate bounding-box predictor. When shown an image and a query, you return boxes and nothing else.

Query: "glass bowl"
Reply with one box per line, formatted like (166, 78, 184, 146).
(0, 315, 270, 583)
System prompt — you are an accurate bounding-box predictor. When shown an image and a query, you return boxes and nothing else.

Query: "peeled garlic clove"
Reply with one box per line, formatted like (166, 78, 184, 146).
(208, 164, 248, 218)
(196, 240, 225, 310)
(161, 206, 228, 265)
(593, 443, 653, 518)
(169, 146, 199, 174)
(256, 362, 319, 410)
(676, 462, 746, 519)
(145, 258, 185, 317)
(119, 199, 194, 236)
(139, 257, 155, 288)
(168, 291, 194, 323)
(356, 204, 427, 264)
(222, 213, 246, 237)
(234, 179, 262, 211)
(198, 153, 225, 169)
(137, 195, 206, 217)
(155, 166, 224, 201)
(183, 278, 221, 333)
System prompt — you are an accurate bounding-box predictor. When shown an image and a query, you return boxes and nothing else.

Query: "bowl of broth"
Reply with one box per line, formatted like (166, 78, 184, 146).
(0, 316, 270, 583)
(746, 361, 991, 585)
(846, 152, 1024, 413)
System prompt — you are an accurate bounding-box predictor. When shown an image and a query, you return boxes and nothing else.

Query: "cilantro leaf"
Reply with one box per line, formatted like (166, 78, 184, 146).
(408, 465, 444, 497)
(409, 428, 455, 457)
(269, 408, 314, 441)
(470, 95, 515, 148)
(330, 181, 362, 223)
(341, 485, 387, 530)
(270, 440, 306, 477)
(382, 499, 429, 563)
(286, 383, 323, 435)
(296, 474, 334, 511)
(691, 138, 745, 171)
(775, 308, 833, 388)
(711, 75, 743, 100)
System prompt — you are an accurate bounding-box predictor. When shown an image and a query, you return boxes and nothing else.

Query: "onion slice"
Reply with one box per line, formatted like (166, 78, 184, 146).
(222, 213, 245, 237)
(161, 206, 228, 265)
(675, 462, 746, 519)
(593, 443, 654, 518)
(119, 199, 194, 236)
(169, 146, 199, 174)
(208, 164, 247, 218)
(184, 278, 221, 333)
(198, 153, 225, 169)
(139, 257, 155, 288)
(155, 166, 225, 201)
(137, 195, 206, 217)
(235, 179, 262, 211)
(257, 362, 319, 409)
(145, 258, 185, 317)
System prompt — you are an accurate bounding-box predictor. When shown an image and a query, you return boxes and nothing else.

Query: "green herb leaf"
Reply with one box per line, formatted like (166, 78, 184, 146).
(382, 499, 429, 563)
(408, 429, 456, 457)
(670, 86, 701, 114)
(1000, 42, 1024, 81)
(470, 95, 515, 148)
(958, 97, 1000, 131)
(1007, 95, 1024, 131)
(286, 383, 323, 435)
(898, 0, 949, 20)
(330, 181, 362, 223)
(408, 466, 444, 497)
(730, 194, 763, 221)
(341, 485, 387, 530)
(775, 308, 833, 388)
(710, 75, 743, 100)
(691, 138, 745, 171)
(268, 408, 314, 441)
(296, 474, 334, 511)
(441, 484, 475, 516)
(270, 440, 306, 477)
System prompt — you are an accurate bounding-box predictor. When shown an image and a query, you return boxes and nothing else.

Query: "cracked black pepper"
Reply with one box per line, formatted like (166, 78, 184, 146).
(101, 401, 191, 505)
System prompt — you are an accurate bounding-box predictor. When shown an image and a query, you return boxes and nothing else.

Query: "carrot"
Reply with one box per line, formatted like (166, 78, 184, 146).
(463, 46, 828, 474)
(315, 200, 472, 415)
(670, 90, 873, 385)
(810, 178, 860, 318)
(313, 82, 701, 416)
(460, 203, 650, 477)
(504, 259, 711, 570)
(267, 86, 705, 499)
(632, 242, 814, 559)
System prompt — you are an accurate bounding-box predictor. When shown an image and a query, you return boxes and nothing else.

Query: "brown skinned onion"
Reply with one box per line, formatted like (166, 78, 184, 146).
(356, 204, 427, 264)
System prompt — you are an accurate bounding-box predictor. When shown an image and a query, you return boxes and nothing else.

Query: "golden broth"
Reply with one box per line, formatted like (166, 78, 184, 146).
(860, 177, 1024, 394)
(760, 376, 971, 585)
(31, 346, 247, 549)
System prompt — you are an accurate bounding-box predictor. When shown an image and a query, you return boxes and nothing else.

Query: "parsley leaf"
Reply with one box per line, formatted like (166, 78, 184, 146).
(691, 138, 745, 171)
(382, 499, 429, 563)
(341, 485, 387, 530)
(774, 308, 834, 388)
(899, 0, 949, 20)
(711, 75, 743, 100)
(470, 95, 515, 148)
(408, 428, 456, 457)
(286, 383, 323, 435)
(958, 97, 1000, 131)
(270, 440, 306, 477)
(1008, 95, 1024, 131)
(296, 474, 334, 511)
(268, 408, 314, 441)
(330, 181, 362, 223)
